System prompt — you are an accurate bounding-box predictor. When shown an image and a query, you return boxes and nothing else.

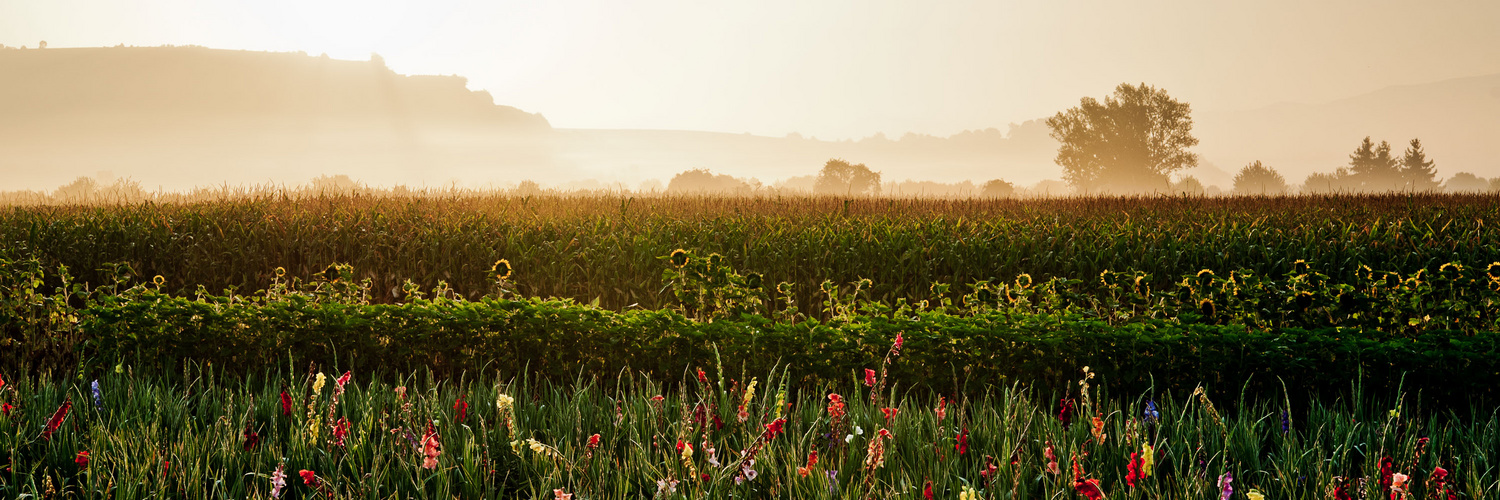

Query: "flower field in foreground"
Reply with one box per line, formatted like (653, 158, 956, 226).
(1, 354, 1495, 499)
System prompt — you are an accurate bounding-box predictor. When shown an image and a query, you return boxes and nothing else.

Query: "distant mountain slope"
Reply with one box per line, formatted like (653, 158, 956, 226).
(1195, 72, 1500, 183)
(0, 46, 549, 129)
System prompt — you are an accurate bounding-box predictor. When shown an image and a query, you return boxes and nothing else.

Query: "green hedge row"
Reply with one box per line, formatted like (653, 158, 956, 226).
(78, 293, 1500, 404)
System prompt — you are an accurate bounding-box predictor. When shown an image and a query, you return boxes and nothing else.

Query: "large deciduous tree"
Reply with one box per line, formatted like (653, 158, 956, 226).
(814, 159, 881, 196)
(1046, 83, 1199, 194)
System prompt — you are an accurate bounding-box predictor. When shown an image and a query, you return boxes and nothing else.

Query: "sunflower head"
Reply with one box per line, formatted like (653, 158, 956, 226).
(1295, 291, 1314, 310)
(491, 259, 513, 280)
(776, 282, 793, 295)
(1198, 298, 1215, 318)
(1016, 273, 1033, 289)
(744, 272, 763, 290)
(323, 264, 341, 282)
(670, 249, 690, 268)
(1488, 262, 1500, 281)
(152, 275, 165, 287)
(707, 253, 725, 269)
(1196, 269, 1215, 285)
(1292, 259, 1310, 275)
(275, 267, 287, 278)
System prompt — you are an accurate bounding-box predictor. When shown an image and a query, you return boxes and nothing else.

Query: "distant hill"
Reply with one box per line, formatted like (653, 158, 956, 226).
(0, 46, 549, 129)
(1195, 72, 1500, 183)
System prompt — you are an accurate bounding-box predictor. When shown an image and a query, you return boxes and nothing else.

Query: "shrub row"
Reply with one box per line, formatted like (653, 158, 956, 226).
(77, 292, 1500, 405)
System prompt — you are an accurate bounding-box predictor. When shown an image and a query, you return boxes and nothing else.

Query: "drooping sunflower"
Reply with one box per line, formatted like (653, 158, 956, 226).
(1295, 291, 1314, 310)
(490, 259, 513, 281)
(152, 275, 165, 286)
(1195, 269, 1215, 290)
(323, 264, 341, 282)
(744, 272, 763, 290)
(1198, 298, 1216, 318)
(670, 249, 690, 268)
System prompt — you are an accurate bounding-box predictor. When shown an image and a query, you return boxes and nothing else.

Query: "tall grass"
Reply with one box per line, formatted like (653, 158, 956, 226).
(2, 360, 1495, 499)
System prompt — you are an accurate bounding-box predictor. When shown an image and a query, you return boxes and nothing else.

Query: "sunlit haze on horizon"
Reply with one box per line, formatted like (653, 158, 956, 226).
(5, 0, 1498, 140)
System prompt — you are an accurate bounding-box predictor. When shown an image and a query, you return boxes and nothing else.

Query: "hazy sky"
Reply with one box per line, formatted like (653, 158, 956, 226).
(4, 0, 1497, 139)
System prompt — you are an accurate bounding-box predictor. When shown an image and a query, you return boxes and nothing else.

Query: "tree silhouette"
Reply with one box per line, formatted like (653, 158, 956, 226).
(813, 159, 881, 196)
(1233, 161, 1288, 196)
(1045, 83, 1198, 194)
(1347, 137, 1402, 191)
(980, 179, 1015, 198)
(1400, 138, 1439, 192)
(1172, 176, 1205, 196)
(1444, 172, 1490, 193)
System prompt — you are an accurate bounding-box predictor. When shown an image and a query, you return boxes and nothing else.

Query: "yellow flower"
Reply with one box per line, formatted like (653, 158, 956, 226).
(958, 486, 979, 500)
(680, 442, 694, 460)
(1142, 443, 1155, 477)
(528, 439, 546, 454)
(312, 373, 327, 394)
(742, 378, 758, 407)
(1246, 489, 1265, 500)
(496, 393, 514, 410)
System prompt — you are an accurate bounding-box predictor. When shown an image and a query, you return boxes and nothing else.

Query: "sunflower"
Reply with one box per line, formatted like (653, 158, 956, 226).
(323, 264, 341, 282)
(1292, 259, 1309, 275)
(1295, 291, 1314, 310)
(1198, 298, 1216, 318)
(1488, 262, 1500, 281)
(670, 249, 690, 268)
(275, 267, 287, 278)
(707, 253, 725, 269)
(1196, 269, 1215, 289)
(744, 272, 763, 290)
(1016, 273, 1033, 289)
(490, 259, 513, 280)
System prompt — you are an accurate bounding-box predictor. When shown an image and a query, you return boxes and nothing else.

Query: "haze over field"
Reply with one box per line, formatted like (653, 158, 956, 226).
(1, 1, 1497, 194)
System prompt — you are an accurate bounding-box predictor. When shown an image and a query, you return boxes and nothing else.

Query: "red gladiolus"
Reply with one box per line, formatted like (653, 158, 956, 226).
(454, 394, 469, 422)
(75, 451, 90, 468)
(0, 372, 5, 390)
(588, 434, 601, 448)
(1378, 456, 1394, 493)
(42, 400, 72, 440)
(882, 407, 899, 423)
(675, 439, 685, 453)
(1, 402, 11, 417)
(980, 455, 1000, 485)
(163, 460, 170, 471)
(923, 479, 933, 500)
(331, 417, 351, 446)
(300, 469, 320, 488)
(1058, 397, 1076, 429)
(935, 396, 947, 422)
(280, 389, 292, 416)
(1125, 451, 1144, 487)
(1074, 478, 1105, 500)
(764, 418, 787, 440)
(701, 473, 710, 482)
(892, 332, 904, 357)
(864, 369, 877, 386)
(696, 368, 708, 384)
(955, 427, 969, 455)
(243, 424, 261, 451)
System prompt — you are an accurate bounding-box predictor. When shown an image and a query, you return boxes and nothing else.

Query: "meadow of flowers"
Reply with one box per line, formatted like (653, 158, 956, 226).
(2, 337, 1496, 499)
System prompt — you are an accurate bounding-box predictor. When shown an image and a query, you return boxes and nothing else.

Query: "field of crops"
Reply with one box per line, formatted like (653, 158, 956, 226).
(3, 193, 1496, 311)
(4, 192, 1500, 498)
